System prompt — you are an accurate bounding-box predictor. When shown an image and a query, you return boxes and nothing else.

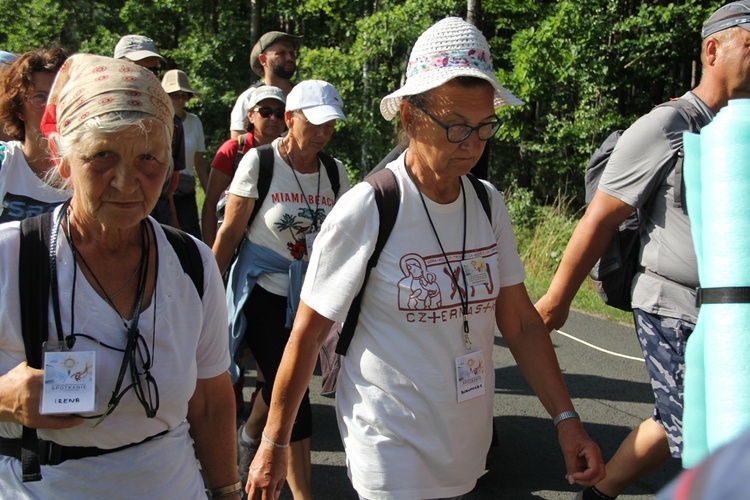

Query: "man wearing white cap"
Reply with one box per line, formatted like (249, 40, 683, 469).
(114, 34, 186, 228)
(229, 31, 302, 140)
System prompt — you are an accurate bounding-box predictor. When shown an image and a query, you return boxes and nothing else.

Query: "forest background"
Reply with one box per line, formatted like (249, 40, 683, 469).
(1, 0, 724, 320)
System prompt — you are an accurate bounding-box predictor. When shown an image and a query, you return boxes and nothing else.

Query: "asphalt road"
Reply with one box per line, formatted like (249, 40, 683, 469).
(239, 310, 682, 499)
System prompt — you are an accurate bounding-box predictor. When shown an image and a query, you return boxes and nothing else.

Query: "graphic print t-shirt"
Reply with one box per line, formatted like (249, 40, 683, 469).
(301, 155, 525, 498)
(228, 137, 350, 295)
(0, 141, 70, 223)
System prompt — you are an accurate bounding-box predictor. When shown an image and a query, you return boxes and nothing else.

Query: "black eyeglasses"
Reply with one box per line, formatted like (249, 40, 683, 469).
(254, 106, 285, 119)
(25, 92, 48, 110)
(144, 66, 161, 77)
(414, 105, 501, 143)
(68, 330, 159, 423)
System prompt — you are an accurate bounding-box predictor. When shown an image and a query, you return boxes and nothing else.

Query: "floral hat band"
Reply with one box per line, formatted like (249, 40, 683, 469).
(41, 53, 174, 140)
(379, 17, 523, 121)
(406, 49, 493, 79)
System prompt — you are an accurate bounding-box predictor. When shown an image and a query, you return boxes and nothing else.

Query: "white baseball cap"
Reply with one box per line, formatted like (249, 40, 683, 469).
(285, 80, 347, 125)
(246, 85, 286, 109)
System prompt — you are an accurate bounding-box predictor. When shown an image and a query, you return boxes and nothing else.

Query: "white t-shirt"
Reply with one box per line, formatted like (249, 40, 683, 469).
(302, 155, 525, 499)
(228, 137, 350, 295)
(0, 210, 230, 497)
(230, 87, 256, 132)
(0, 141, 71, 223)
(180, 112, 206, 177)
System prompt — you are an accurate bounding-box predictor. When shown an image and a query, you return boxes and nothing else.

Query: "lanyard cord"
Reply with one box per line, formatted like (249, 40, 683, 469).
(281, 139, 321, 231)
(52, 209, 153, 423)
(408, 171, 473, 350)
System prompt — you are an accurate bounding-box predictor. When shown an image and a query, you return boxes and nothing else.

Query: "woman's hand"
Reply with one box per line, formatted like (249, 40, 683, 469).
(0, 362, 83, 429)
(557, 418, 606, 486)
(246, 442, 288, 500)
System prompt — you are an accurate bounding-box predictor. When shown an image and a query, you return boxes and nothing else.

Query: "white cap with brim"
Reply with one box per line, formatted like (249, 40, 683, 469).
(286, 80, 347, 125)
(379, 17, 523, 121)
(246, 85, 286, 109)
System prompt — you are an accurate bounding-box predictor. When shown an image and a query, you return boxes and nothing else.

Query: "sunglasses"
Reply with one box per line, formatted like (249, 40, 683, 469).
(254, 106, 285, 119)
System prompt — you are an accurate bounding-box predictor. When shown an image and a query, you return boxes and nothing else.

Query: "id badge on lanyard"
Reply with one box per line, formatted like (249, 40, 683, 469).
(41, 340, 96, 414)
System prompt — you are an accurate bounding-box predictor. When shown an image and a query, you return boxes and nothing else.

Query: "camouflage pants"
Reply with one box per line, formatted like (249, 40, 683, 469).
(633, 308, 694, 458)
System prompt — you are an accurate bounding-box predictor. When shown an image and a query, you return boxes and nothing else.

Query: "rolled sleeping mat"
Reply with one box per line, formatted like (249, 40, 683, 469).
(685, 99, 750, 465)
(682, 131, 708, 467)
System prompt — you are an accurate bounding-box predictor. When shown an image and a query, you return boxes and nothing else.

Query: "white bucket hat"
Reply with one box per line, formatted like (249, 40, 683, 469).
(286, 80, 347, 125)
(379, 17, 523, 121)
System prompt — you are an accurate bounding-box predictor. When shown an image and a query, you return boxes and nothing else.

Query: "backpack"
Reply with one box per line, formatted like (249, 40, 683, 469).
(585, 99, 707, 311)
(319, 169, 492, 397)
(215, 140, 341, 228)
(16, 213, 204, 481)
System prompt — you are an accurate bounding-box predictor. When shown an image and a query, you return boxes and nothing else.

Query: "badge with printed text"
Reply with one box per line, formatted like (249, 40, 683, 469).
(305, 231, 319, 257)
(41, 342, 96, 414)
(461, 257, 490, 287)
(455, 350, 485, 403)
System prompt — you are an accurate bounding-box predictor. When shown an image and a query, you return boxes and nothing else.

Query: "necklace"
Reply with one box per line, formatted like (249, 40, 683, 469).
(65, 210, 149, 323)
(109, 259, 142, 299)
(280, 139, 322, 231)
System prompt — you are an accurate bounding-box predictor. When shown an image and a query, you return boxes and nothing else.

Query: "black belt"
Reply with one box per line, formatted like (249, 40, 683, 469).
(697, 287, 750, 306)
(0, 430, 167, 467)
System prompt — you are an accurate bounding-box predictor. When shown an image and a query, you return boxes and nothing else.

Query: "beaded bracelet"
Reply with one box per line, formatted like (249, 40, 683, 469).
(262, 432, 290, 449)
(206, 480, 242, 499)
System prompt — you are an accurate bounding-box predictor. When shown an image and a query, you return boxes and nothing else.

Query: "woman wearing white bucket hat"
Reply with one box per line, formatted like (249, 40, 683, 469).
(247, 18, 604, 499)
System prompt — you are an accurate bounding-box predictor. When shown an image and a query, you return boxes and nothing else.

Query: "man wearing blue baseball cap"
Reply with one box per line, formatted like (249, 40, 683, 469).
(537, 2, 750, 499)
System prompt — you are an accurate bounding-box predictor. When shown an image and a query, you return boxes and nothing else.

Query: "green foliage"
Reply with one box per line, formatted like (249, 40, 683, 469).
(508, 188, 631, 324)
(0, 0, 68, 49)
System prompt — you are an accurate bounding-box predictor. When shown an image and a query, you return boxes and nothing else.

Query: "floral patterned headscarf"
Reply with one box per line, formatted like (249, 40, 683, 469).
(40, 53, 174, 139)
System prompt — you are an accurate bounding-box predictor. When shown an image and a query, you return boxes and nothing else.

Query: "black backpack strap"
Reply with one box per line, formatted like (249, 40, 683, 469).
(231, 134, 246, 176)
(657, 99, 709, 209)
(317, 151, 341, 198)
(336, 168, 400, 355)
(247, 143, 275, 228)
(161, 224, 204, 300)
(19, 213, 54, 482)
(465, 173, 491, 221)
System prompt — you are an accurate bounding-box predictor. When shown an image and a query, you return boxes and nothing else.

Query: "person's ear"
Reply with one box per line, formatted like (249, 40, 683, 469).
(704, 37, 720, 66)
(400, 101, 414, 137)
(258, 52, 268, 70)
(58, 156, 71, 182)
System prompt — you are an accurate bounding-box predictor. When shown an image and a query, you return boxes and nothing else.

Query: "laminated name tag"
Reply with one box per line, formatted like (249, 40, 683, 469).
(41, 342, 96, 414)
(305, 231, 319, 258)
(461, 257, 490, 287)
(455, 350, 485, 403)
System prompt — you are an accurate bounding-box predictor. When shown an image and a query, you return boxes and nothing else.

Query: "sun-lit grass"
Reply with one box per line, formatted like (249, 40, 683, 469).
(505, 186, 632, 325)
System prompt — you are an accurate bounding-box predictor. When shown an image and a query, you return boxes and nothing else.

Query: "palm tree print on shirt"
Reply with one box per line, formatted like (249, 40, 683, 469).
(274, 207, 328, 260)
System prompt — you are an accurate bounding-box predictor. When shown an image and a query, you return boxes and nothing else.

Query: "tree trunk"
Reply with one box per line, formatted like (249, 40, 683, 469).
(467, 0, 479, 25)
